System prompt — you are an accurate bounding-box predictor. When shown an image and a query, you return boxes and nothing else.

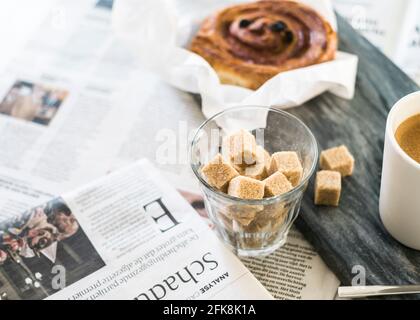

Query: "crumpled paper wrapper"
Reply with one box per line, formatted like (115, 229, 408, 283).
(112, 0, 358, 128)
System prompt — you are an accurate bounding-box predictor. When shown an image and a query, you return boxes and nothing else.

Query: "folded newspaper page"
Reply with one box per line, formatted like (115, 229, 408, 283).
(333, 0, 420, 84)
(175, 182, 339, 300)
(0, 159, 271, 300)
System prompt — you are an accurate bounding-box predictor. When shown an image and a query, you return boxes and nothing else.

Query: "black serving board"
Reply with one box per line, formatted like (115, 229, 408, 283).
(278, 15, 420, 299)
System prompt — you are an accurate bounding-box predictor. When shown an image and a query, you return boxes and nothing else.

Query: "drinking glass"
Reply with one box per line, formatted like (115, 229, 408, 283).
(190, 106, 318, 256)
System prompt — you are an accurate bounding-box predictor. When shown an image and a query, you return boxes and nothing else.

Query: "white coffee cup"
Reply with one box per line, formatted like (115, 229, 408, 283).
(380, 91, 420, 250)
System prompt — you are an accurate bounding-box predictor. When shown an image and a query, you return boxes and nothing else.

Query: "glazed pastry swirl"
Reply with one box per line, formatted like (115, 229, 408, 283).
(190, 0, 337, 90)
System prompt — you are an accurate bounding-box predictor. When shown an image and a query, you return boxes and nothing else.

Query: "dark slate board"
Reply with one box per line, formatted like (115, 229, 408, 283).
(192, 14, 419, 299)
(279, 15, 420, 299)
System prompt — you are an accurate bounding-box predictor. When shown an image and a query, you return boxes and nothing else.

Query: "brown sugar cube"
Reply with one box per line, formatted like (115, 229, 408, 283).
(268, 151, 303, 186)
(263, 171, 293, 197)
(320, 145, 355, 177)
(233, 203, 289, 249)
(222, 129, 257, 167)
(235, 233, 263, 249)
(270, 209, 288, 231)
(227, 204, 263, 226)
(233, 220, 265, 249)
(262, 148, 271, 174)
(250, 203, 288, 232)
(314, 170, 342, 206)
(260, 202, 288, 223)
(261, 203, 288, 231)
(241, 218, 270, 233)
(216, 211, 234, 233)
(228, 176, 265, 200)
(200, 154, 239, 191)
(236, 146, 271, 180)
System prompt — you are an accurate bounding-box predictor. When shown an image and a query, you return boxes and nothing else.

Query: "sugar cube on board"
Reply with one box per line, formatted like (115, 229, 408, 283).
(320, 145, 355, 177)
(314, 170, 342, 206)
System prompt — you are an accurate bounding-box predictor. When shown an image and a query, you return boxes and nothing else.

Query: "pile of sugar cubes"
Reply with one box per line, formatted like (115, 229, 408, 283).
(200, 129, 355, 211)
(200, 129, 303, 201)
(200, 129, 304, 242)
(315, 145, 355, 206)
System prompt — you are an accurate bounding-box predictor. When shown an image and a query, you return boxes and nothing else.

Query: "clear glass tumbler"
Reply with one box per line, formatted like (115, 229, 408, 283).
(190, 106, 318, 256)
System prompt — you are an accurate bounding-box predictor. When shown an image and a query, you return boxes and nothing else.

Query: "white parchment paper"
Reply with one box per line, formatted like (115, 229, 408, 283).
(112, 0, 358, 126)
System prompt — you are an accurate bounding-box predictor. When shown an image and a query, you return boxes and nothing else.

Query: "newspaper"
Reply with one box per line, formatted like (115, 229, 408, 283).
(0, 0, 339, 300)
(333, 0, 420, 84)
(394, 7, 420, 85)
(169, 174, 339, 300)
(0, 0, 204, 191)
(0, 159, 271, 300)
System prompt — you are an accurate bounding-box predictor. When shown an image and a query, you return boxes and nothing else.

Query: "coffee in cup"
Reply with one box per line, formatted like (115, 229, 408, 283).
(395, 113, 420, 163)
(380, 91, 420, 250)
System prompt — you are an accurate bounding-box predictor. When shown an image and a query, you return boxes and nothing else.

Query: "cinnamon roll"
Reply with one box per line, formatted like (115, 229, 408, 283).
(190, 0, 337, 90)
